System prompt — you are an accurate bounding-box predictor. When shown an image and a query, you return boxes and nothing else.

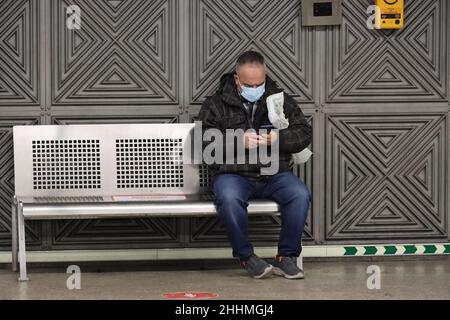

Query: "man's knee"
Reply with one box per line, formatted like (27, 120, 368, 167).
(213, 175, 249, 208)
(281, 181, 311, 206)
(296, 183, 311, 203)
(215, 189, 247, 206)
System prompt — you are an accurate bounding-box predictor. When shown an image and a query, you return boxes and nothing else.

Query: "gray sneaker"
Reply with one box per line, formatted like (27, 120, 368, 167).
(272, 256, 304, 279)
(239, 254, 273, 279)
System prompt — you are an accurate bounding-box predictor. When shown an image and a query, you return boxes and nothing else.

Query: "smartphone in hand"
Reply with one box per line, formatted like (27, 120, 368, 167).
(258, 124, 275, 134)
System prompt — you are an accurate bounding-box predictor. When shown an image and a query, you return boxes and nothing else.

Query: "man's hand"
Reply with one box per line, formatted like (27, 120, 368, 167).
(243, 132, 260, 149)
(243, 131, 278, 149)
(258, 131, 278, 146)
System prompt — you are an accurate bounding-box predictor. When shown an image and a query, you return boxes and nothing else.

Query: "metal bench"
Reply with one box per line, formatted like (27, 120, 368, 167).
(11, 123, 298, 281)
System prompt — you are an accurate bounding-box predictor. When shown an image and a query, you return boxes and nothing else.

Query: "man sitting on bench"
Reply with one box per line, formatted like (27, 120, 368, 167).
(198, 51, 312, 279)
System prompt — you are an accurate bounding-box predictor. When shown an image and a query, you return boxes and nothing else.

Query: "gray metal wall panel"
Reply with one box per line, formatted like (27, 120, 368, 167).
(0, 0, 448, 251)
(0, 0, 42, 107)
(324, 0, 448, 105)
(0, 113, 45, 250)
(49, 0, 180, 107)
(186, 114, 316, 246)
(324, 113, 447, 242)
(187, 0, 317, 107)
(46, 115, 185, 249)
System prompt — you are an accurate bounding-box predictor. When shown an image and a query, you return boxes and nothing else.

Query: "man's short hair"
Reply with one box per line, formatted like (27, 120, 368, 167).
(236, 51, 265, 73)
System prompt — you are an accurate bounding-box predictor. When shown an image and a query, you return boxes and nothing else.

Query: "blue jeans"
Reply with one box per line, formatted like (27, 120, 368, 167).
(212, 171, 311, 259)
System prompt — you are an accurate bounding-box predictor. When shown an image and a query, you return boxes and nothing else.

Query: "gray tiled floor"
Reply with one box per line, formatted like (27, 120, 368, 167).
(1, 258, 449, 299)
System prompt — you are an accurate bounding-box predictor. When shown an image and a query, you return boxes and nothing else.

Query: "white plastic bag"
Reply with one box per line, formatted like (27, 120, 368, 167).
(292, 148, 313, 164)
(266, 92, 312, 164)
(266, 92, 289, 129)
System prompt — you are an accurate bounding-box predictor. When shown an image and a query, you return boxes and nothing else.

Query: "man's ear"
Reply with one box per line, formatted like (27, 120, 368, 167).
(234, 75, 241, 91)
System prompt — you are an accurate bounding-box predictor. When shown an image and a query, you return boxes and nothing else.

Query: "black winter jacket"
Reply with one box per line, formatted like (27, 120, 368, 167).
(197, 72, 311, 179)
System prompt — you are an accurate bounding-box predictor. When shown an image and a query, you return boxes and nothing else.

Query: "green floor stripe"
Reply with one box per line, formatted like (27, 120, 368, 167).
(424, 245, 437, 254)
(344, 247, 357, 256)
(364, 246, 377, 255)
(1, 244, 448, 264)
(384, 246, 397, 255)
(404, 245, 417, 254)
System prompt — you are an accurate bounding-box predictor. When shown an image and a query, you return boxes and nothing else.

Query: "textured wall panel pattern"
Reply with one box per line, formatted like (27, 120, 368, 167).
(51, 0, 179, 105)
(326, 114, 447, 240)
(0, 0, 448, 251)
(189, 0, 315, 105)
(0, 0, 40, 106)
(325, 0, 448, 103)
(188, 115, 315, 245)
(47, 115, 183, 248)
(0, 116, 43, 250)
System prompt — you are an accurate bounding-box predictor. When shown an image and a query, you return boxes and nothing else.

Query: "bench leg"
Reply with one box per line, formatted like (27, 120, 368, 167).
(11, 198, 18, 272)
(17, 202, 29, 281)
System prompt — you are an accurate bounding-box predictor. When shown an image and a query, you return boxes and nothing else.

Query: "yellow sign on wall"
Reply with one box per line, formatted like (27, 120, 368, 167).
(375, 0, 404, 29)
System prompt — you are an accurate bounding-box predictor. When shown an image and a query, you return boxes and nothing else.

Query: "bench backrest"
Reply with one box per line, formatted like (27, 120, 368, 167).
(13, 124, 211, 198)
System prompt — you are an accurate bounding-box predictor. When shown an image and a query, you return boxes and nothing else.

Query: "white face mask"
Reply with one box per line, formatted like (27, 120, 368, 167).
(238, 80, 266, 102)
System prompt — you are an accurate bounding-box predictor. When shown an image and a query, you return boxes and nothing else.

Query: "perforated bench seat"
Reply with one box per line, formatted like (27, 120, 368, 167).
(17, 195, 280, 220)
